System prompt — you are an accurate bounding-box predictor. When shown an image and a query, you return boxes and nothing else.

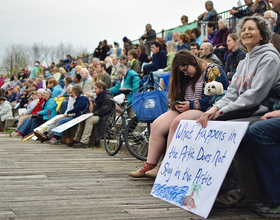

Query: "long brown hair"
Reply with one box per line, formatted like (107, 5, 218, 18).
(271, 34, 280, 54)
(169, 50, 207, 109)
(251, 0, 271, 10)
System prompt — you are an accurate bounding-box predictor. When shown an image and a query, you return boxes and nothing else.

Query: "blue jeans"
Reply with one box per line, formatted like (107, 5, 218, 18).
(153, 70, 168, 85)
(246, 116, 280, 204)
(18, 118, 32, 136)
(54, 117, 74, 137)
(61, 99, 68, 114)
(161, 72, 171, 92)
(143, 63, 154, 76)
(18, 117, 45, 136)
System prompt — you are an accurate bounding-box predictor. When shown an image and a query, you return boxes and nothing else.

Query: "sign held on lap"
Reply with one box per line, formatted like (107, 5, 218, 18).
(51, 113, 93, 133)
(151, 120, 249, 218)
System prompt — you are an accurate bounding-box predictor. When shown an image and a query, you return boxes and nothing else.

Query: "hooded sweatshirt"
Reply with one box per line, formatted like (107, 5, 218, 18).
(215, 43, 280, 115)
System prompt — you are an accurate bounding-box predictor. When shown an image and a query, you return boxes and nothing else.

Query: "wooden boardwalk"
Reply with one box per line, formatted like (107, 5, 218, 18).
(0, 133, 262, 220)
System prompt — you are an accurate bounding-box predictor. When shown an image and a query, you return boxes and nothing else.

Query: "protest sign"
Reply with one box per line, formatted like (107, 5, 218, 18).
(22, 114, 65, 141)
(151, 120, 249, 218)
(51, 113, 93, 133)
(54, 97, 64, 111)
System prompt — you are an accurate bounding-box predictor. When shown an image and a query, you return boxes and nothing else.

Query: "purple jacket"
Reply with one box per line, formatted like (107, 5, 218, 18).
(212, 28, 232, 48)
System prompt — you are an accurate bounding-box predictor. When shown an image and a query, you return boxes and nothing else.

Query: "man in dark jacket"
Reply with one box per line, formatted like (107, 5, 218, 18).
(270, 0, 280, 34)
(200, 43, 224, 68)
(143, 41, 167, 76)
(229, 0, 253, 18)
(141, 23, 156, 55)
(71, 82, 115, 148)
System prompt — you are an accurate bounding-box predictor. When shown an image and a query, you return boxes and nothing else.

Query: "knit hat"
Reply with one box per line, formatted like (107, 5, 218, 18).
(123, 36, 128, 42)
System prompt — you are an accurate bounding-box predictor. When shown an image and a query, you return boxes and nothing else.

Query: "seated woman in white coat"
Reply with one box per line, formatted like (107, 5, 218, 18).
(0, 97, 13, 130)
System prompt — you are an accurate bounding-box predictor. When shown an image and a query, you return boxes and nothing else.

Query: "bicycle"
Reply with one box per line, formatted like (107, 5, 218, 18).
(103, 88, 150, 158)
(104, 73, 164, 161)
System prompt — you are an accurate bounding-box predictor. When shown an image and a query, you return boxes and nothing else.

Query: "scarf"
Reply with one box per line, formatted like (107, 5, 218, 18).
(94, 90, 111, 111)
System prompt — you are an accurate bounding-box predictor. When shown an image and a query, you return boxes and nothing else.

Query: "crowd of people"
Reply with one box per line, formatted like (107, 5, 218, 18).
(1, 0, 280, 218)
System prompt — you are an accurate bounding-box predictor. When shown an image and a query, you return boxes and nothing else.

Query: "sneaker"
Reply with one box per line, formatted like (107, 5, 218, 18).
(257, 204, 280, 219)
(11, 132, 22, 138)
(49, 138, 61, 145)
(9, 131, 16, 137)
(34, 131, 48, 143)
(72, 142, 89, 148)
(214, 189, 246, 208)
(252, 202, 265, 212)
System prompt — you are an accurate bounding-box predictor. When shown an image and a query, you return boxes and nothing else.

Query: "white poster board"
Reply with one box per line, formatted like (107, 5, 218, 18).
(51, 113, 93, 133)
(151, 120, 249, 219)
(33, 114, 65, 132)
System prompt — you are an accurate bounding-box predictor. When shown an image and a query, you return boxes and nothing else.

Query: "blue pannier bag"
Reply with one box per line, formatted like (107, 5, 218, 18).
(132, 73, 168, 123)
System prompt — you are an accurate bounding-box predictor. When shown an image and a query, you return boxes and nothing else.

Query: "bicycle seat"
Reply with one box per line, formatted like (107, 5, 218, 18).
(119, 88, 132, 95)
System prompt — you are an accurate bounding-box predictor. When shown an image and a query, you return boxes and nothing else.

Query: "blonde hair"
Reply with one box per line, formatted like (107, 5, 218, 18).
(75, 65, 83, 74)
(83, 63, 89, 69)
(77, 59, 83, 66)
(93, 70, 102, 83)
(59, 67, 66, 74)
(166, 41, 178, 55)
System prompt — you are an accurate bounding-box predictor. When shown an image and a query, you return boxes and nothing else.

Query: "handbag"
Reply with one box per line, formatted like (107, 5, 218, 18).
(31, 114, 40, 119)
(132, 73, 168, 123)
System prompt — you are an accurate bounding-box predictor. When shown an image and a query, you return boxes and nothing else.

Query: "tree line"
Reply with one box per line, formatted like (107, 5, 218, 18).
(0, 42, 87, 74)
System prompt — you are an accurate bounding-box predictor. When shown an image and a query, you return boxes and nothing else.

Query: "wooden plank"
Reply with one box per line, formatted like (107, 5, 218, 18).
(0, 133, 262, 219)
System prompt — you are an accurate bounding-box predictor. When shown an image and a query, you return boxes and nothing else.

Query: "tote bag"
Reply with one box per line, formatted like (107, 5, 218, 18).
(132, 74, 168, 123)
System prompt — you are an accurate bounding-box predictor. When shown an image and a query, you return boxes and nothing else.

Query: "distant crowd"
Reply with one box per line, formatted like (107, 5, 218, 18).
(0, 0, 280, 218)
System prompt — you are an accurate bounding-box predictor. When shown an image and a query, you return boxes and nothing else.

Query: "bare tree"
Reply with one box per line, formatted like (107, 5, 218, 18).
(0, 44, 30, 74)
(0, 42, 90, 74)
(29, 43, 45, 65)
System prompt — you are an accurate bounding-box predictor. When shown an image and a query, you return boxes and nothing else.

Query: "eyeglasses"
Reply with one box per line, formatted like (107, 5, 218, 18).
(180, 66, 189, 74)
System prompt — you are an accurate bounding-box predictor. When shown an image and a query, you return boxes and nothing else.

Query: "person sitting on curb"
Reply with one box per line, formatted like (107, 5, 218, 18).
(34, 85, 76, 143)
(11, 89, 57, 137)
(0, 97, 13, 130)
(68, 82, 115, 148)
(48, 85, 90, 145)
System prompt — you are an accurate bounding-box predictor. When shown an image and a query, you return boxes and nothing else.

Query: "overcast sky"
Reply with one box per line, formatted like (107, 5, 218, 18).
(1, 0, 248, 64)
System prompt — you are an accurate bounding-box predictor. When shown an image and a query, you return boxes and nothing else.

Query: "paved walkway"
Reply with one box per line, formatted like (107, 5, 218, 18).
(0, 133, 262, 219)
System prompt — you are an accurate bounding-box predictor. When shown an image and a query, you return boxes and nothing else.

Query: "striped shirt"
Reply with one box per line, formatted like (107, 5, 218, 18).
(184, 71, 205, 101)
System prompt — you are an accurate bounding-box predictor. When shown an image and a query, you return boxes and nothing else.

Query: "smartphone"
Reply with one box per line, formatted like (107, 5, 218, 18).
(171, 100, 182, 105)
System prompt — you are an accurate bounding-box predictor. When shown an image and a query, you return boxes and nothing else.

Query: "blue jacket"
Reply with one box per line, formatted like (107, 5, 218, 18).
(152, 50, 167, 71)
(188, 64, 229, 111)
(109, 69, 140, 104)
(8, 92, 17, 103)
(234, 3, 253, 18)
(180, 42, 189, 51)
(224, 48, 247, 81)
(67, 95, 90, 118)
(52, 85, 63, 98)
(38, 98, 57, 120)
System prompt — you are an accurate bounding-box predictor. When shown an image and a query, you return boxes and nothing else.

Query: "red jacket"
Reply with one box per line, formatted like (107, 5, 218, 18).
(32, 98, 45, 115)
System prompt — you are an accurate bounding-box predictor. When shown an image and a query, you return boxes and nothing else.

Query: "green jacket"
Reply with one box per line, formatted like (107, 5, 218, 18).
(129, 59, 141, 75)
(163, 52, 176, 72)
(109, 69, 140, 104)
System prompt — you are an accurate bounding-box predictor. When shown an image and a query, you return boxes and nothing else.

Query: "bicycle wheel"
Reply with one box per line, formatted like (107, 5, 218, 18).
(104, 109, 125, 156)
(124, 116, 150, 161)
